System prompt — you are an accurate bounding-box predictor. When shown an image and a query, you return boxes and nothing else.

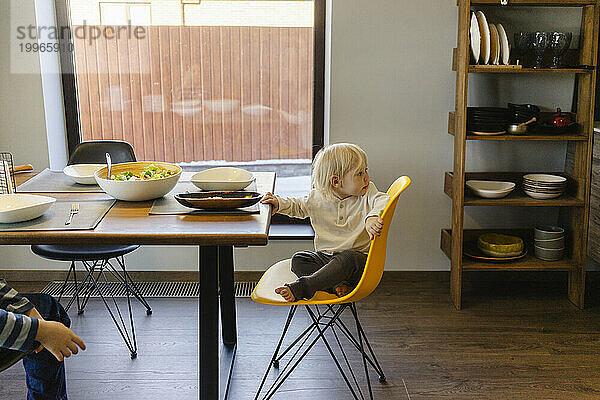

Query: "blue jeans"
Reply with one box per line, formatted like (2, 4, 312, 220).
(21, 293, 71, 400)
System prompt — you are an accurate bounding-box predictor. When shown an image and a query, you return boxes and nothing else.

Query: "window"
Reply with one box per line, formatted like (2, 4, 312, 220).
(100, 3, 152, 25)
(56, 0, 325, 175)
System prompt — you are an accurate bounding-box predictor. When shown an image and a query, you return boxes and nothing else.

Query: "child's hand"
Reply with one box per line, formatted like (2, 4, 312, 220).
(365, 216, 384, 240)
(35, 320, 86, 362)
(260, 192, 279, 215)
(25, 307, 45, 353)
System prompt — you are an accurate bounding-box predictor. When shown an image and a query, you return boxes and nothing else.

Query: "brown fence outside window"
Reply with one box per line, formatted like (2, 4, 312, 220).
(72, 25, 314, 163)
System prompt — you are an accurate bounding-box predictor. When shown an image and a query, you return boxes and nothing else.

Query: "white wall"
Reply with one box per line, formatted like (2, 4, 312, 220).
(0, 1, 582, 272)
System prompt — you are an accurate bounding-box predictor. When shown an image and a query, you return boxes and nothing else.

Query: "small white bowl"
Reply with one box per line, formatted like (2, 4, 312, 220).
(94, 161, 182, 201)
(191, 167, 255, 191)
(0, 194, 56, 223)
(466, 180, 515, 198)
(63, 164, 105, 185)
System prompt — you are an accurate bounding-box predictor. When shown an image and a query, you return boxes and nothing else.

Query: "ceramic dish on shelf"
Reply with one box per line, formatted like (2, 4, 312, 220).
(174, 191, 262, 210)
(523, 190, 564, 200)
(466, 180, 515, 198)
(534, 122, 579, 135)
(470, 12, 480, 64)
(488, 23, 500, 65)
(469, 130, 506, 136)
(463, 241, 527, 262)
(496, 23, 510, 65)
(523, 174, 567, 184)
(476, 11, 490, 64)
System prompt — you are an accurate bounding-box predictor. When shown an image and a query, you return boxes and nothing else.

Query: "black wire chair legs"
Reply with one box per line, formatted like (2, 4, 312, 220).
(255, 303, 386, 400)
(56, 256, 151, 358)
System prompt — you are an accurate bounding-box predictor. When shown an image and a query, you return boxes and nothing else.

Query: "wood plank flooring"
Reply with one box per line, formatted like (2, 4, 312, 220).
(2, 271, 600, 399)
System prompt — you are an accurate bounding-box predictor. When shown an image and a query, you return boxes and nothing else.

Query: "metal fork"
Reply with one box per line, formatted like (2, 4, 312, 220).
(65, 203, 79, 225)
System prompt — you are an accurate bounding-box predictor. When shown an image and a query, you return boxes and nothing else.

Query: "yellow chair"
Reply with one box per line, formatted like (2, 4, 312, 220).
(252, 176, 411, 400)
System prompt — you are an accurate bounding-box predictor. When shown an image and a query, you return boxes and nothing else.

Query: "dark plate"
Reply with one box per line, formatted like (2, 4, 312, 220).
(532, 122, 580, 135)
(174, 191, 262, 210)
(463, 241, 527, 262)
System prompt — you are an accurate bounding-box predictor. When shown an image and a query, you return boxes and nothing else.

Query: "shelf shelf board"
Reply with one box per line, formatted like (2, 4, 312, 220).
(468, 0, 595, 5)
(440, 228, 581, 271)
(468, 66, 593, 74)
(444, 171, 585, 207)
(447, 113, 588, 140)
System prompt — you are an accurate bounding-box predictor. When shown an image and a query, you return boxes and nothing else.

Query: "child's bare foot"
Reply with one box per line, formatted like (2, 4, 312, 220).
(335, 284, 352, 297)
(275, 286, 296, 302)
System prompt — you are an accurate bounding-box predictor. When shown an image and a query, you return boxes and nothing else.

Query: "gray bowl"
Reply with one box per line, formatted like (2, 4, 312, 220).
(534, 225, 565, 240)
(534, 236, 565, 250)
(534, 245, 564, 261)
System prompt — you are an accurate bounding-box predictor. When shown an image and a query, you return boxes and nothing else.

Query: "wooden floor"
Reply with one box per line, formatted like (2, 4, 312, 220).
(2, 271, 600, 399)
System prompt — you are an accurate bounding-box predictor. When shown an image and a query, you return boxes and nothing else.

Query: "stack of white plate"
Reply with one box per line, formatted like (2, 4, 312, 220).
(470, 11, 510, 65)
(523, 174, 567, 199)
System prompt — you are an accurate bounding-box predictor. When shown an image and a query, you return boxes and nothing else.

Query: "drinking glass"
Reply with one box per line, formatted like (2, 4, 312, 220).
(549, 32, 572, 68)
(531, 32, 550, 68)
(513, 32, 530, 66)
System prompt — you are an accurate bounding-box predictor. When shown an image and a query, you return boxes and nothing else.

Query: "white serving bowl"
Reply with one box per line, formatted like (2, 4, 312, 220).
(63, 164, 105, 185)
(0, 194, 56, 223)
(94, 161, 182, 201)
(191, 167, 255, 191)
(466, 180, 515, 198)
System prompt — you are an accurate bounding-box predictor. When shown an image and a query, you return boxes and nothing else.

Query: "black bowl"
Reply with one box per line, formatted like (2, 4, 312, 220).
(174, 191, 262, 210)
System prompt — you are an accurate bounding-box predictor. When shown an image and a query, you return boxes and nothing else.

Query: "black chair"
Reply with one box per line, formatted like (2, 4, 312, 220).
(30, 140, 150, 358)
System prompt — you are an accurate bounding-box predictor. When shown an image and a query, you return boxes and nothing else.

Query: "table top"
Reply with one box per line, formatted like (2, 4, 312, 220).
(2, 172, 275, 246)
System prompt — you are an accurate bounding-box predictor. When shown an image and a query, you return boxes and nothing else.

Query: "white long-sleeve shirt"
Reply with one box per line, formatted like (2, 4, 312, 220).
(275, 182, 390, 254)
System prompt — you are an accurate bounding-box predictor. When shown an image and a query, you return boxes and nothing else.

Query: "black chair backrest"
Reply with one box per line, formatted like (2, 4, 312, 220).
(68, 141, 136, 165)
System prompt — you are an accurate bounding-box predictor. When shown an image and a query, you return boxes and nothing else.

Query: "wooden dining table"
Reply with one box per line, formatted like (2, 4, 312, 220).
(5, 171, 276, 400)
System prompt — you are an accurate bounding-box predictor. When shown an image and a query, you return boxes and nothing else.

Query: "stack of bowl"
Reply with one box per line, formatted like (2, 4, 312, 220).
(467, 107, 509, 134)
(522, 174, 567, 199)
(534, 225, 565, 261)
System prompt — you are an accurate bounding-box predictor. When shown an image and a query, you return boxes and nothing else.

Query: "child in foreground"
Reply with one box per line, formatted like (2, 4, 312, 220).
(260, 143, 390, 302)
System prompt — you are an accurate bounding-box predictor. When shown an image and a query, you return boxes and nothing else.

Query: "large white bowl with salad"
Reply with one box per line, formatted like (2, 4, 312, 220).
(94, 161, 182, 201)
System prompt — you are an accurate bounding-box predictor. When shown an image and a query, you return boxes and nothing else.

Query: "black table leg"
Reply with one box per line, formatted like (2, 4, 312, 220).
(200, 246, 219, 400)
(218, 246, 237, 345)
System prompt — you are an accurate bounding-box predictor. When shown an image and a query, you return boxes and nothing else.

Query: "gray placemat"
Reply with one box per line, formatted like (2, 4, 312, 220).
(17, 169, 104, 193)
(150, 180, 260, 215)
(0, 199, 116, 231)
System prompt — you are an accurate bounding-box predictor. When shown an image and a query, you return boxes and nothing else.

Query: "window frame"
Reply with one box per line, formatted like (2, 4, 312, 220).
(55, 0, 326, 160)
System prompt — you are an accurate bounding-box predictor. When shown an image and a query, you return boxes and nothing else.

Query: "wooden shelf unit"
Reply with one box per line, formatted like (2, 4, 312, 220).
(443, 0, 599, 309)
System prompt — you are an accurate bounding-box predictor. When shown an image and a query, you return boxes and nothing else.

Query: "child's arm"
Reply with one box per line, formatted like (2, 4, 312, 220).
(260, 193, 310, 219)
(364, 183, 392, 239)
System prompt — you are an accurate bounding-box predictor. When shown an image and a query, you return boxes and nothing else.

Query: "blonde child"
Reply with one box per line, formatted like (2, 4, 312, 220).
(260, 143, 390, 302)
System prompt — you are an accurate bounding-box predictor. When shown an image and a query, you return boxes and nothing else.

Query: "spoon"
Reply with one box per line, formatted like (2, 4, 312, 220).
(106, 153, 112, 179)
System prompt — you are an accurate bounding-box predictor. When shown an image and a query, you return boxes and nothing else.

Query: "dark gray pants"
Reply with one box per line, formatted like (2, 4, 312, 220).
(286, 250, 367, 300)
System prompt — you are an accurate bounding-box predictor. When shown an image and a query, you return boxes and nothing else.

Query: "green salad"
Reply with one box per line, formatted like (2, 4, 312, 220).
(111, 164, 175, 181)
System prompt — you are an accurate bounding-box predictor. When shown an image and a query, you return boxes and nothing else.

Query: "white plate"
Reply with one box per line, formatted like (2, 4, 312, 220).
(63, 164, 105, 185)
(524, 190, 563, 199)
(469, 12, 480, 64)
(466, 180, 515, 198)
(496, 23, 510, 65)
(191, 167, 255, 191)
(0, 194, 56, 223)
(488, 23, 500, 65)
(523, 174, 567, 184)
(476, 11, 490, 64)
